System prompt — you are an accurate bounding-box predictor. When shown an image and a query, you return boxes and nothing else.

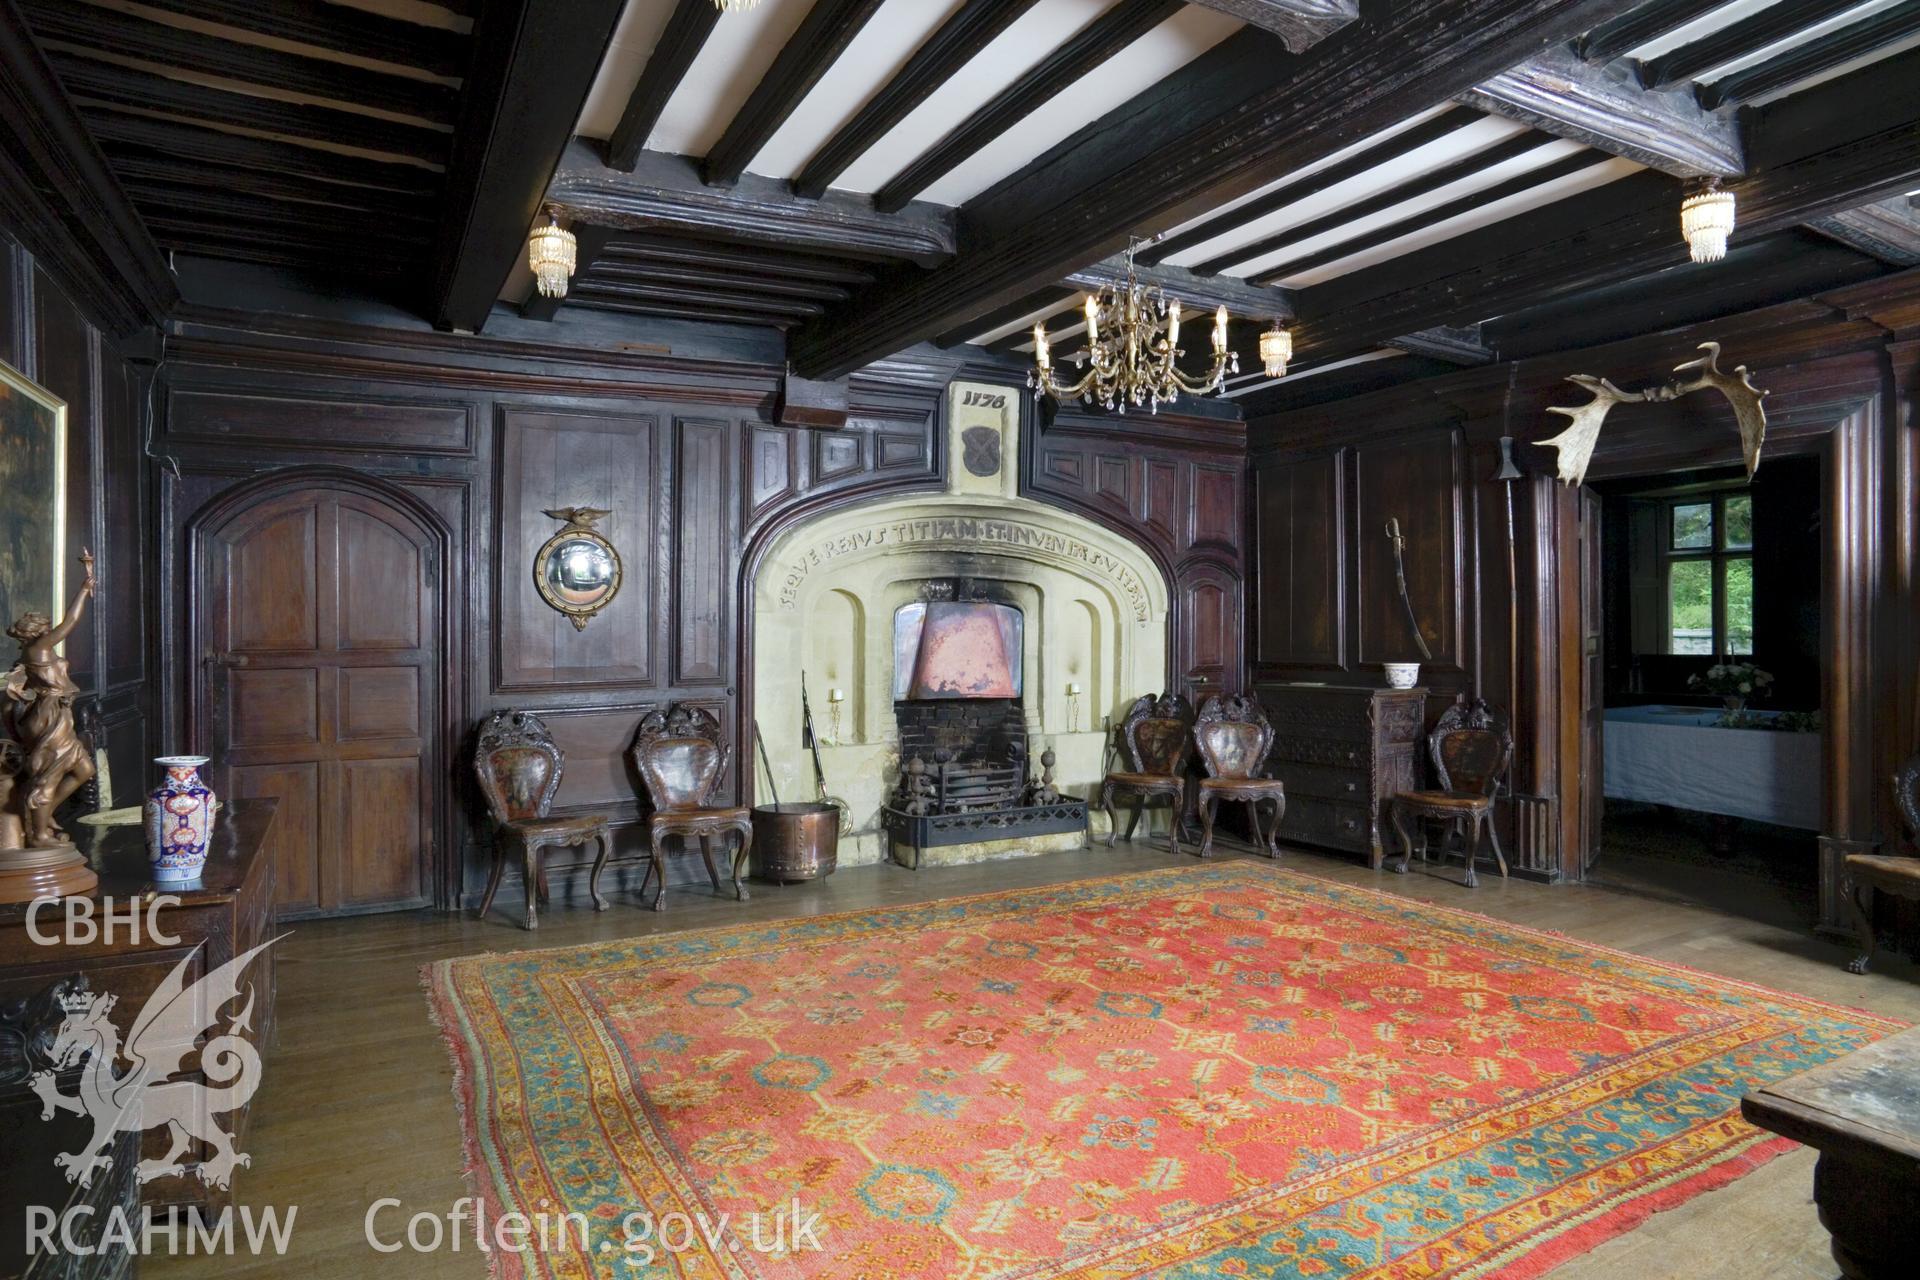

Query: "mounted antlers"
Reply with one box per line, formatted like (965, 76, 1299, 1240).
(1537, 342, 1770, 487)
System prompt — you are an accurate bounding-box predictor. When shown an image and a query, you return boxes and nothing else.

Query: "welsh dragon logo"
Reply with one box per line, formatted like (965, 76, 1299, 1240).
(31, 938, 279, 1188)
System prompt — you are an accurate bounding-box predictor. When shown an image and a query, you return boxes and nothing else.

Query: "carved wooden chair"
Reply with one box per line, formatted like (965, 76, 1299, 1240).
(1194, 695, 1286, 859)
(1843, 753, 1920, 974)
(1391, 696, 1512, 888)
(1100, 693, 1195, 855)
(474, 709, 612, 930)
(629, 705, 753, 912)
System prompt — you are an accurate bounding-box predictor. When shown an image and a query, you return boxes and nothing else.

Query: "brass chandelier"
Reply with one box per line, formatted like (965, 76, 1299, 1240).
(1030, 243, 1237, 413)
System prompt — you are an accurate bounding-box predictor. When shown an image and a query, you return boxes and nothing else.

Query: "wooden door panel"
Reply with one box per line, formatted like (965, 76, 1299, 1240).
(338, 758, 422, 907)
(229, 506, 318, 651)
(338, 666, 422, 741)
(674, 418, 730, 686)
(1355, 433, 1462, 668)
(201, 481, 438, 917)
(1252, 451, 1346, 670)
(336, 505, 423, 650)
(226, 668, 320, 748)
(230, 762, 321, 917)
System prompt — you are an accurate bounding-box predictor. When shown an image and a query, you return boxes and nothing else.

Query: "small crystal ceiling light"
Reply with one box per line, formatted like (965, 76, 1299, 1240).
(712, 0, 761, 10)
(528, 213, 576, 299)
(1259, 322, 1292, 379)
(1680, 178, 1735, 264)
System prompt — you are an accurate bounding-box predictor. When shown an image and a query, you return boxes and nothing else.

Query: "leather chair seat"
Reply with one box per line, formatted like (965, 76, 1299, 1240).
(651, 804, 752, 825)
(1107, 771, 1183, 790)
(1845, 852, 1920, 893)
(1199, 776, 1285, 797)
(1395, 790, 1491, 812)
(502, 814, 607, 842)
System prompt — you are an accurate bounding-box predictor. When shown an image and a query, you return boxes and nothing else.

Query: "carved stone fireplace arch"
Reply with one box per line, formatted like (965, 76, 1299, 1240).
(751, 489, 1171, 866)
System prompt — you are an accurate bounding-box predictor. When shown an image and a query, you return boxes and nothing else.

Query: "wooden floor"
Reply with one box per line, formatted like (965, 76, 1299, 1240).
(145, 838, 1920, 1280)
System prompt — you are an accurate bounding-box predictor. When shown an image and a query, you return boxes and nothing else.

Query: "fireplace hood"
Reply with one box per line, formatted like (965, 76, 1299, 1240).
(893, 600, 1022, 700)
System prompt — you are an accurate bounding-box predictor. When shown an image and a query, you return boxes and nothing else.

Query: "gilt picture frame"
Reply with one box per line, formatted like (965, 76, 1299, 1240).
(0, 356, 67, 638)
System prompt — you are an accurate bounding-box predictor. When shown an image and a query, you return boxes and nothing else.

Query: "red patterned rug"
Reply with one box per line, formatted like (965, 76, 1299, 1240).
(426, 864, 1896, 1279)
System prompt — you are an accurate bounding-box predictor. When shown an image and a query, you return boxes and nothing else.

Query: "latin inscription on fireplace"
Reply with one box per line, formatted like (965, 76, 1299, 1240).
(776, 516, 1152, 621)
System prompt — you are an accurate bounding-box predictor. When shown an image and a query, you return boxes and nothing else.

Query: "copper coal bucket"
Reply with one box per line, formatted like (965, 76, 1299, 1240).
(750, 802, 839, 882)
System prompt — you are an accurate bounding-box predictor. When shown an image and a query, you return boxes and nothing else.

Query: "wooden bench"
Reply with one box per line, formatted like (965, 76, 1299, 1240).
(1742, 1024, 1920, 1279)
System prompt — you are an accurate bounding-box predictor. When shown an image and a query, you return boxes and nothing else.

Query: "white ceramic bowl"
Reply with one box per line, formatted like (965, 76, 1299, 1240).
(1383, 662, 1422, 689)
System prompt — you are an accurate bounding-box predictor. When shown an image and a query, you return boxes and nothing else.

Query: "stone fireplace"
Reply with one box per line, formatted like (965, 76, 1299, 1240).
(750, 379, 1171, 865)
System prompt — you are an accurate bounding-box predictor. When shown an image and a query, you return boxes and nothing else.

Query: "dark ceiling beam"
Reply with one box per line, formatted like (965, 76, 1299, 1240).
(519, 222, 613, 321)
(49, 53, 452, 166)
(794, 0, 1041, 199)
(428, 0, 625, 332)
(85, 112, 441, 197)
(1194, 129, 1552, 275)
(18, 0, 458, 123)
(1697, 2, 1920, 109)
(1136, 108, 1480, 267)
(81, 0, 468, 79)
(1183, 0, 1358, 53)
(101, 146, 439, 214)
(123, 179, 435, 232)
(0, 0, 176, 334)
(788, 0, 1626, 379)
(1805, 198, 1920, 267)
(700, 0, 888, 188)
(562, 294, 805, 328)
(1250, 149, 1616, 284)
(548, 143, 956, 266)
(575, 279, 826, 321)
(606, 0, 716, 171)
(1575, 0, 1727, 65)
(1638, 0, 1861, 91)
(872, 0, 1179, 215)
(601, 234, 876, 286)
(592, 259, 855, 303)
(1387, 325, 1493, 364)
(1461, 46, 1743, 177)
(1066, 256, 1296, 321)
(1293, 48, 1920, 362)
(932, 286, 1077, 347)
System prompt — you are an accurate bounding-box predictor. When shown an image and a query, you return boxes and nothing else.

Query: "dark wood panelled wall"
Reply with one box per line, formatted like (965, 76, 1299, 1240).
(0, 229, 152, 804)
(1247, 274, 1920, 932)
(147, 321, 1247, 912)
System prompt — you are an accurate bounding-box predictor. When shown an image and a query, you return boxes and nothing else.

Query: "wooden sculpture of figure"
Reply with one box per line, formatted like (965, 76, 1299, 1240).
(3, 550, 96, 849)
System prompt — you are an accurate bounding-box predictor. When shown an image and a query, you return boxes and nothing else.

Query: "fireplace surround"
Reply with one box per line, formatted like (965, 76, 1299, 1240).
(750, 379, 1170, 865)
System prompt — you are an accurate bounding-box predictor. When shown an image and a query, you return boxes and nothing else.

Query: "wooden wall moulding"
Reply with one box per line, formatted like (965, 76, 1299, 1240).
(495, 407, 656, 692)
(671, 417, 732, 688)
(1355, 431, 1464, 673)
(167, 387, 478, 456)
(1250, 446, 1348, 674)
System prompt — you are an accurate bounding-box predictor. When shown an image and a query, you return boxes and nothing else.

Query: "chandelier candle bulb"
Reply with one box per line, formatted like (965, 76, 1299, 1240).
(1033, 324, 1050, 370)
(1167, 298, 1181, 348)
(1084, 294, 1099, 346)
(1213, 305, 1228, 352)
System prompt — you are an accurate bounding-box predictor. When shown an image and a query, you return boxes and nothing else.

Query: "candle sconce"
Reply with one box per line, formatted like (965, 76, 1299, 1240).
(827, 687, 845, 744)
(1066, 681, 1083, 733)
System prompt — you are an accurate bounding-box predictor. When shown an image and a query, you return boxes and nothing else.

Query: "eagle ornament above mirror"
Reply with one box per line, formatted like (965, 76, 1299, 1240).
(534, 507, 622, 630)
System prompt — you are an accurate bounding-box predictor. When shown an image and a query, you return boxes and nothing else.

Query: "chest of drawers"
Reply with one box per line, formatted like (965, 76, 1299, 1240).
(1257, 684, 1425, 867)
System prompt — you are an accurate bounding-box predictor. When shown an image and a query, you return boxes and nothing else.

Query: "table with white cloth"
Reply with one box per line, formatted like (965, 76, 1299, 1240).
(1602, 704, 1823, 830)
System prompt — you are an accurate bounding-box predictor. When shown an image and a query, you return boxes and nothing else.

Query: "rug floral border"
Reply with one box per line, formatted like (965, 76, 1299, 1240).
(426, 863, 1900, 1280)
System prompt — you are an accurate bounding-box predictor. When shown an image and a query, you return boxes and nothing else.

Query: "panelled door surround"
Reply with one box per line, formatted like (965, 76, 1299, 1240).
(193, 477, 441, 918)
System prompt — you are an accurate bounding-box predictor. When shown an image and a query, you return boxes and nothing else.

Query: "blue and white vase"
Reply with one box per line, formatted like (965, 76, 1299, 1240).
(145, 756, 217, 883)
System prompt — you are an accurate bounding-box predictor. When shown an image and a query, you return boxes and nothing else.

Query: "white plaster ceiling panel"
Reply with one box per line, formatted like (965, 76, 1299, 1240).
(832, 0, 1127, 195)
(916, 4, 1242, 206)
(573, 0, 678, 140)
(1158, 116, 1535, 270)
(647, 0, 821, 158)
(746, 0, 973, 181)
(1269, 155, 1643, 287)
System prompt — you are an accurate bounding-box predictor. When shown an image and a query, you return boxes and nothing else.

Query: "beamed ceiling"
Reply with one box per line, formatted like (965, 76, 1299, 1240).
(11, 0, 1920, 412)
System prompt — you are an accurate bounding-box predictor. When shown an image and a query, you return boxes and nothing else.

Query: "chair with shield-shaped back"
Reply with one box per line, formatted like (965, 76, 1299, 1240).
(1391, 695, 1512, 888)
(629, 704, 753, 911)
(1100, 692, 1195, 855)
(473, 709, 612, 929)
(1193, 695, 1287, 858)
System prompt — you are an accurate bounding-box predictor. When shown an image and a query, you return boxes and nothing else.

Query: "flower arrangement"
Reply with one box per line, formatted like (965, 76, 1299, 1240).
(1688, 661, 1773, 712)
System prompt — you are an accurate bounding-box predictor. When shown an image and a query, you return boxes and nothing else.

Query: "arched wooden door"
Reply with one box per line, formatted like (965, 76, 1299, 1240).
(193, 478, 441, 918)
